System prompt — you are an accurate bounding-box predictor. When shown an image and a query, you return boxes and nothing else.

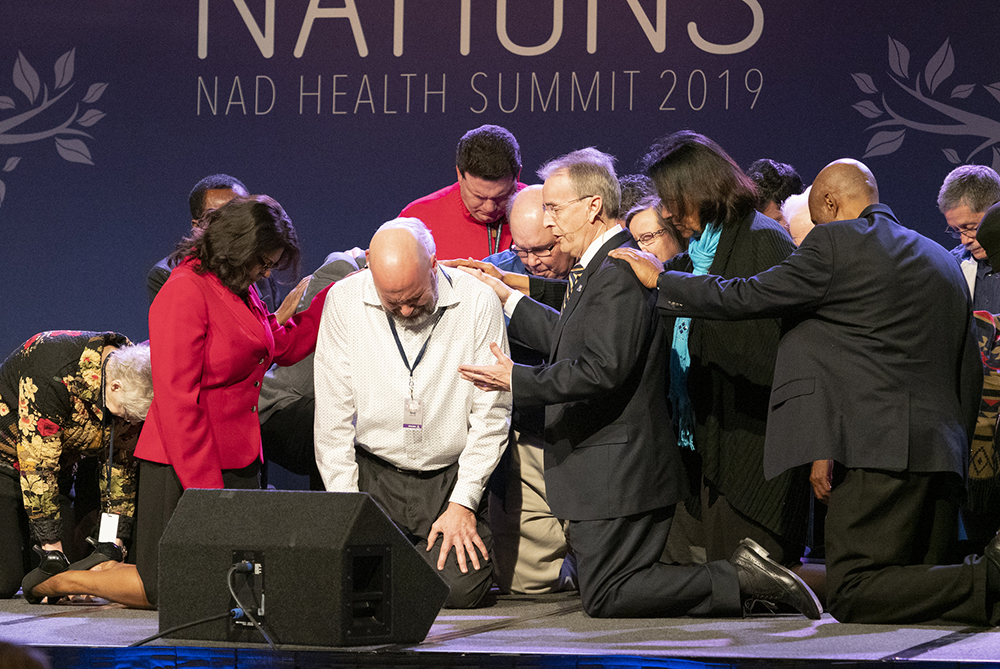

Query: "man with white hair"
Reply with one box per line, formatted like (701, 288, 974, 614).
(459, 148, 821, 620)
(313, 218, 512, 608)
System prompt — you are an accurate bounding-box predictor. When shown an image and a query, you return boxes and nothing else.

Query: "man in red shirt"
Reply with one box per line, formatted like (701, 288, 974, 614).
(401, 125, 523, 260)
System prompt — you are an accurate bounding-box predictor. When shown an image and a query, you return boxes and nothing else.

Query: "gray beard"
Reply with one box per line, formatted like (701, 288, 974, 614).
(395, 305, 436, 330)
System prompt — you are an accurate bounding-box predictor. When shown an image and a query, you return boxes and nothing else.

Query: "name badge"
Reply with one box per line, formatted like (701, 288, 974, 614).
(403, 398, 423, 429)
(98, 513, 119, 543)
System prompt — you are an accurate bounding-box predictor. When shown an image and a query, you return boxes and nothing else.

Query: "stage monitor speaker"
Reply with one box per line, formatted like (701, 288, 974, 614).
(158, 489, 449, 646)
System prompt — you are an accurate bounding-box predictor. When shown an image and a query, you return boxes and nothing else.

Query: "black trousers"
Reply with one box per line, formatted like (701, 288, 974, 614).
(260, 396, 324, 490)
(569, 505, 741, 618)
(355, 448, 494, 609)
(0, 471, 31, 598)
(134, 459, 260, 607)
(825, 468, 994, 625)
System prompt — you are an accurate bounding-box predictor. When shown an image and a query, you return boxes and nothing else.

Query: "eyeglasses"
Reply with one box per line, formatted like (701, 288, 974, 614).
(542, 196, 593, 219)
(511, 243, 557, 259)
(634, 228, 670, 246)
(259, 256, 281, 272)
(945, 223, 979, 240)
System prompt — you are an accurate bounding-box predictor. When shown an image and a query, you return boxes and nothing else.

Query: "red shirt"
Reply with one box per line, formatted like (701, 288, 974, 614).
(400, 182, 520, 260)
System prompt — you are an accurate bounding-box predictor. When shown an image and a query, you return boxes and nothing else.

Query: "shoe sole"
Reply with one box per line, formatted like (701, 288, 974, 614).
(738, 538, 823, 620)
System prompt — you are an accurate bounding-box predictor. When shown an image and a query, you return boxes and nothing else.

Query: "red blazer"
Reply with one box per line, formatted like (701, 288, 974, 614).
(136, 257, 330, 489)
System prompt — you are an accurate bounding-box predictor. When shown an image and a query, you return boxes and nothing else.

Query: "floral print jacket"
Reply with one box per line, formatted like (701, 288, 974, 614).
(0, 331, 140, 544)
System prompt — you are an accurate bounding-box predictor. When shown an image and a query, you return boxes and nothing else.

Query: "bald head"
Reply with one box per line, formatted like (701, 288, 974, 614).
(506, 186, 576, 279)
(809, 159, 879, 225)
(508, 185, 545, 238)
(368, 218, 439, 321)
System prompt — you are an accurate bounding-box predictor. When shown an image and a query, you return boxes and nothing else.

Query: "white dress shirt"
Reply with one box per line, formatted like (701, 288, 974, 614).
(313, 265, 512, 510)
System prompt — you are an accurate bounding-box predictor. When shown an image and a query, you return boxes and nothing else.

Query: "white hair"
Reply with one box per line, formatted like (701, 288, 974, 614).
(105, 341, 153, 421)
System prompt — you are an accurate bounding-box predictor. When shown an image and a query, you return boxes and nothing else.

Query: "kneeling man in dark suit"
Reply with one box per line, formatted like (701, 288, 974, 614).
(614, 158, 1000, 626)
(459, 147, 821, 619)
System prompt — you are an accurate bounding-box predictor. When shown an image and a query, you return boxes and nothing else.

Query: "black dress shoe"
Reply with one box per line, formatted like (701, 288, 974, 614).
(21, 546, 70, 604)
(67, 536, 125, 571)
(730, 537, 823, 620)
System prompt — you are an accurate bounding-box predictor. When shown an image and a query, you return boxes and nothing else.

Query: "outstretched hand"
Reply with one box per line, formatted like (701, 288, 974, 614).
(427, 502, 489, 572)
(458, 342, 513, 392)
(453, 266, 515, 305)
(275, 276, 312, 324)
(607, 248, 664, 289)
(441, 257, 505, 280)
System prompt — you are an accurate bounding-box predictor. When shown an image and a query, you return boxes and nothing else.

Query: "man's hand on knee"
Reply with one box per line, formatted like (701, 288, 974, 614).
(427, 502, 489, 573)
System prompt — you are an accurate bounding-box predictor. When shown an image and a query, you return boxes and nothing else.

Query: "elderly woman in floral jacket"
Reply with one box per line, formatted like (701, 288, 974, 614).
(0, 331, 152, 600)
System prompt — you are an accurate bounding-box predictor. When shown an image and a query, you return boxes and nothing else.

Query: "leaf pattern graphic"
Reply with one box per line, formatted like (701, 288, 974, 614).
(863, 129, 906, 158)
(76, 109, 105, 127)
(0, 96, 14, 110)
(54, 137, 93, 165)
(0, 179, 5, 207)
(888, 37, 909, 79)
(53, 48, 75, 89)
(13, 52, 40, 104)
(951, 84, 975, 99)
(993, 148, 1000, 173)
(853, 100, 883, 118)
(82, 82, 108, 104)
(925, 39, 954, 95)
(985, 83, 1000, 105)
(942, 148, 961, 164)
(852, 73, 878, 94)
(3, 157, 20, 172)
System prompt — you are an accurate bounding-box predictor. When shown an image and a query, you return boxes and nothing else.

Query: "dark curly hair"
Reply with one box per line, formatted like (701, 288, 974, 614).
(456, 125, 521, 181)
(746, 158, 804, 211)
(169, 194, 300, 297)
(642, 130, 757, 229)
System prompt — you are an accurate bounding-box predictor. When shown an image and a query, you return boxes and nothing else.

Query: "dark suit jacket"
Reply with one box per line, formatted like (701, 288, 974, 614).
(656, 204, 981, 480)
(508, 230, 684, 521)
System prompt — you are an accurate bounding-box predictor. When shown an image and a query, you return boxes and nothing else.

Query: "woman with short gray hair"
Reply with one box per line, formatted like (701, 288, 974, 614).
(0, 332, 152, 601)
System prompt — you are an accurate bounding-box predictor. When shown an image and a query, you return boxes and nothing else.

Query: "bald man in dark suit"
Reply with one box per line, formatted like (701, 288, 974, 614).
(614, 158, 1000, 626)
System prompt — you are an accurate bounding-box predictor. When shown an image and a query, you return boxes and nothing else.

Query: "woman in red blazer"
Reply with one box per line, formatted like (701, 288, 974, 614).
(24, 195, 330, 608)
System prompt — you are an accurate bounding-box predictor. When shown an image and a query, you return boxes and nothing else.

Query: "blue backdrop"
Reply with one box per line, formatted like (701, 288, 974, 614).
(1, 0, 998, 355)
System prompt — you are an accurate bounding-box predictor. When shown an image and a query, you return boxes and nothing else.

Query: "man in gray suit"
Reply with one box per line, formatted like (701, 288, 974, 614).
(614, 158, 999, 625)
(258, 248, 366, 489)
(459, 148, 821, 620)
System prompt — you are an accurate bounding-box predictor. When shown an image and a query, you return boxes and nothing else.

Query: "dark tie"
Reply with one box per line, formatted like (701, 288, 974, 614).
(561, 264, 584, 312)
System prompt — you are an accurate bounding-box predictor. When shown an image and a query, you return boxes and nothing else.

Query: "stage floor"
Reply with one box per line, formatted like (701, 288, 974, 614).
(3, 592, 1000, 668)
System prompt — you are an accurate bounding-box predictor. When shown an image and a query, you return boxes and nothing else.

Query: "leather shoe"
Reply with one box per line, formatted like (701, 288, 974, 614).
(67, 536, 125, 571)
(730, 537, 822, 620)
(21, 546, 70, 604)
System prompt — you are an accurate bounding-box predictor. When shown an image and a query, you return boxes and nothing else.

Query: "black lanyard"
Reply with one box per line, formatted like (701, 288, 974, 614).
(487, 219, 505, 256)
(99, 352, 115, 503)
(386, 307, 447, 398)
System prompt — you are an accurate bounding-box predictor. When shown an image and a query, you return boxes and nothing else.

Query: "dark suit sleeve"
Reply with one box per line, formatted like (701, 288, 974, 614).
(960, 309, 986, 443)
(146, 260, 170, 305)
(507, 296, 561, 359)
(657, 224, 834, 320)
(528, 275, 569, 310)
(511, 261, 653, 405)
(299, 254, 361, 310)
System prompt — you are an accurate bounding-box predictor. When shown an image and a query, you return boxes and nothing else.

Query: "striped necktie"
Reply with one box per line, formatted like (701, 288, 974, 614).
(561, 264, 584, 312)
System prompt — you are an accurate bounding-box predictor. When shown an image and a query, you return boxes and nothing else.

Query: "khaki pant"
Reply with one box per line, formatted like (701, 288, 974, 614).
(489, 431, 571, 594)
